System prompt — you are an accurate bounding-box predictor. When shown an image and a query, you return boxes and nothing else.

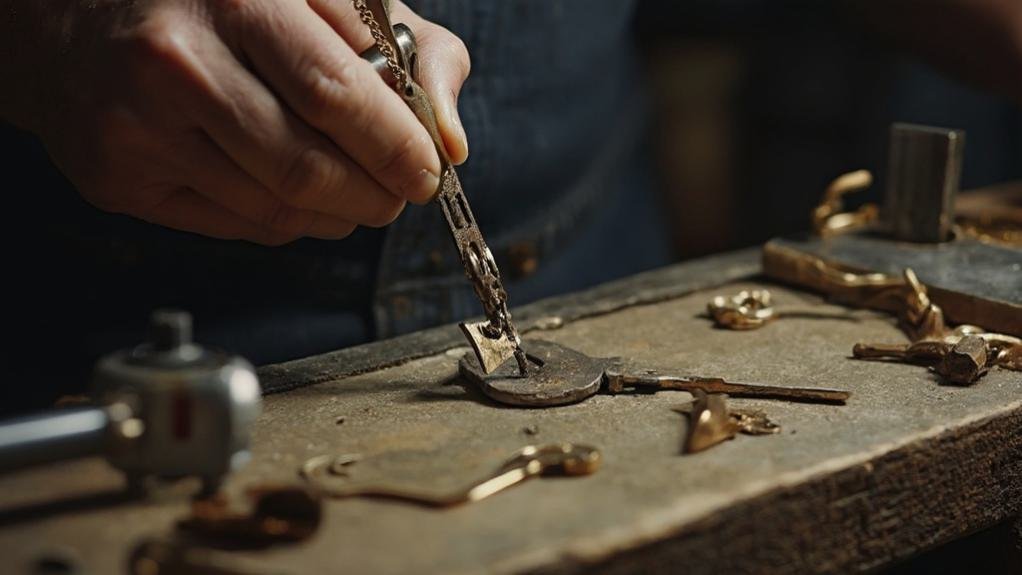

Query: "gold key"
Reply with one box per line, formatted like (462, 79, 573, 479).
(300, 443, 600, 507)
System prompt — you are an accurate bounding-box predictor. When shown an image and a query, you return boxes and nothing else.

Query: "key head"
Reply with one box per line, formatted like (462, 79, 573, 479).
(502, 444, 603, 476)
(459, 340, 615, 407)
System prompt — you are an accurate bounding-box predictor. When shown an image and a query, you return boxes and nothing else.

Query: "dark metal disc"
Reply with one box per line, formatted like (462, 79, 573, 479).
(459, 340, 616, 407)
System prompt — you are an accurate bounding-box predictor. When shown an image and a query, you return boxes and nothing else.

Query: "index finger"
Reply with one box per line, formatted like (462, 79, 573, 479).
(218, 0, 441, 203)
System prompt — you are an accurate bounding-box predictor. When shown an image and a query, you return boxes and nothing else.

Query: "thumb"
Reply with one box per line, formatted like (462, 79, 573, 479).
(397, 9, 471, 164)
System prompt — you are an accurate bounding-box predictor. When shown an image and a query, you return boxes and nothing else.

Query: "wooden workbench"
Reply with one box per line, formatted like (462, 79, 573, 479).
(1, 249, 1020, 574)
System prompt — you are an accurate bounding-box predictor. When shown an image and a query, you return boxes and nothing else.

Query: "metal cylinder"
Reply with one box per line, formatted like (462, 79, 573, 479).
(360, 23, 417, 86)
(0, 407, 108, 473)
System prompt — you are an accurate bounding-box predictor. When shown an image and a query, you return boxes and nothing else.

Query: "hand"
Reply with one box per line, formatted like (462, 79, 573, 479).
(1, 0, 470, 245)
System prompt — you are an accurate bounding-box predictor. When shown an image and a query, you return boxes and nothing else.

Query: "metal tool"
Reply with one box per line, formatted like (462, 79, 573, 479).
(459, 340, 851, 407)
(854, 335, 1005, 385)
(673, 391, 780, 454)
(299, 443, 600, 507)
(355, 0, 531, 376)
(847, 263, 1021, 383)
(0, 310, 261, 495)
(885, 123, 965, 243)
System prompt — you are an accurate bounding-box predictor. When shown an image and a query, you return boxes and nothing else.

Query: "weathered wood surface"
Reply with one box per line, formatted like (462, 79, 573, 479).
(0, 250, 1020, 574)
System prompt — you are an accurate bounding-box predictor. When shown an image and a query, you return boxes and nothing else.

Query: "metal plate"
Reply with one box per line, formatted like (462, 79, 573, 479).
(458, 340, 615, 407)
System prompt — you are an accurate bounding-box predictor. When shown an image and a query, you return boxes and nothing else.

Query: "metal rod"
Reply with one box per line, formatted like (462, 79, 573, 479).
(0, 407, 108, 473)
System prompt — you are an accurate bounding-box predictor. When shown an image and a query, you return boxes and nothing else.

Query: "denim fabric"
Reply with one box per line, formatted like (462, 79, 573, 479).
(374, 0, 658, 336)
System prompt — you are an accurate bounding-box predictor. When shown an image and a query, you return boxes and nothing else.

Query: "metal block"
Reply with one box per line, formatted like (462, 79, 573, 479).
(885, 123, 965, 242)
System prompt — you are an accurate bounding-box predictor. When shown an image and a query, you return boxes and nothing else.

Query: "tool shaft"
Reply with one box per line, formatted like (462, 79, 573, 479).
(604, 371, 849, 404)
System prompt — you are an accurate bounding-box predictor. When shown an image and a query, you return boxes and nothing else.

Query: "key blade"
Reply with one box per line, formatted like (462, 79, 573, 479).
(710, 380, 851, 404)
(603, 369, 850, 405)
(459, 321, 518, 374)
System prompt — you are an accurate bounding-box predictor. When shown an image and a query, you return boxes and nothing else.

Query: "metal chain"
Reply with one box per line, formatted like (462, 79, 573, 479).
(352, 0, 410, 91)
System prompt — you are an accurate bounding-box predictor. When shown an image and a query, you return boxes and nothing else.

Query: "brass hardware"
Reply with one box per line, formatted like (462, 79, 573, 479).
(674, 391, 781, 454)
(811, 170, 879, 238)
(707, 290, 777, 330)
(300, 444, 600, 507)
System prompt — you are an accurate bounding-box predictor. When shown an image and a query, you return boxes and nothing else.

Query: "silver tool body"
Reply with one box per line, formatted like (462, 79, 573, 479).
(0, 310, 261, 494)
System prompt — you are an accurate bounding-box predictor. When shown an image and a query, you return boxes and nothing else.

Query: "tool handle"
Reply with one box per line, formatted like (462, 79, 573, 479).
(0, 407, 108, 473)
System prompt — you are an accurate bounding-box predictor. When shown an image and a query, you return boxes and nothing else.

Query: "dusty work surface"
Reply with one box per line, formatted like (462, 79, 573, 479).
(1, 256, 1021, 574)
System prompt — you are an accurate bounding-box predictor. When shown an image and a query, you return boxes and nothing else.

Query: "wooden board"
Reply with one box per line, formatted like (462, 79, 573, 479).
(1, 250, 1020, 574)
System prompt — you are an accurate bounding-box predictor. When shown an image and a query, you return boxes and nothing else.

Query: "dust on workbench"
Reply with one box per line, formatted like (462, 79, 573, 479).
(1, 281, 1020, 575)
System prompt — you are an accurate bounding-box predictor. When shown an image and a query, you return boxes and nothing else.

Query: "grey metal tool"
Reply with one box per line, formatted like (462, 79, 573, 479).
(0, 310, 261, 495)
(459, 340, 851, 407)
(355, 0, 532, 377)
(885, 123, 965, 242)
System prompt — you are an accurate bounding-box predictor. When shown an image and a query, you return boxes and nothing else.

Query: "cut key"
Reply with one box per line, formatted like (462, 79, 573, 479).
(459, 340, 850, 407)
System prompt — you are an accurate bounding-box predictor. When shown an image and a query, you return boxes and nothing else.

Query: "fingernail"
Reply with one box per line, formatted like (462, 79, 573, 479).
(449, 97, 469, 162)
(403, 168, 440, 202)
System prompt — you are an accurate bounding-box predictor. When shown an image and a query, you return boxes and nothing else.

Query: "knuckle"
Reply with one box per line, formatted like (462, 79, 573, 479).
(279, 147, 347, 207)
(129, 12, 194, 73)
(423, 24, 471, 80)
(374, 132, 428, 183)
(300, 60, 371, 128)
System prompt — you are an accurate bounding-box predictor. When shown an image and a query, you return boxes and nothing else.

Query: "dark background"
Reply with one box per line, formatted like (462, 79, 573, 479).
(636, 0, 1022, 259)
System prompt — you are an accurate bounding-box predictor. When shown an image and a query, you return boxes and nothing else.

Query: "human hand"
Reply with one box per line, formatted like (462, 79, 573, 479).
(2, 0, 470, 245)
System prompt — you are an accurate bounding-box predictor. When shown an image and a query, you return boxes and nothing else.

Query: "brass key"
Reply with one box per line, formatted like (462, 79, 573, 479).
(300, 443, 600, 507)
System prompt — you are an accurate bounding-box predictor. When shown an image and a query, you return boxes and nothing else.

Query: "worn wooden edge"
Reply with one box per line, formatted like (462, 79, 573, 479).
(516, 401, 1022, 575)
(257, 248, 762, 394)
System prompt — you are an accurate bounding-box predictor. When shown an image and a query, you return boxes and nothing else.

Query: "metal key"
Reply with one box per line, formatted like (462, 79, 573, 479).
(300, 443, 600, 507)
(460, 340, 851, 407)
(673, 390, 781, 454)
(355, 0, 529, 376)
(853, 336, 992, 385)
(602, 369, 848, 403)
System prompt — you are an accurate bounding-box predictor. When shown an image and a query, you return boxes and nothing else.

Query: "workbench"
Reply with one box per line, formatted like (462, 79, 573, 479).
(2, 249, 1020, 574)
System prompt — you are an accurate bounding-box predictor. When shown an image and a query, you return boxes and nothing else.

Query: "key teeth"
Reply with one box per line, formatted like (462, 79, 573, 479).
(459, 321, 518, 374)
